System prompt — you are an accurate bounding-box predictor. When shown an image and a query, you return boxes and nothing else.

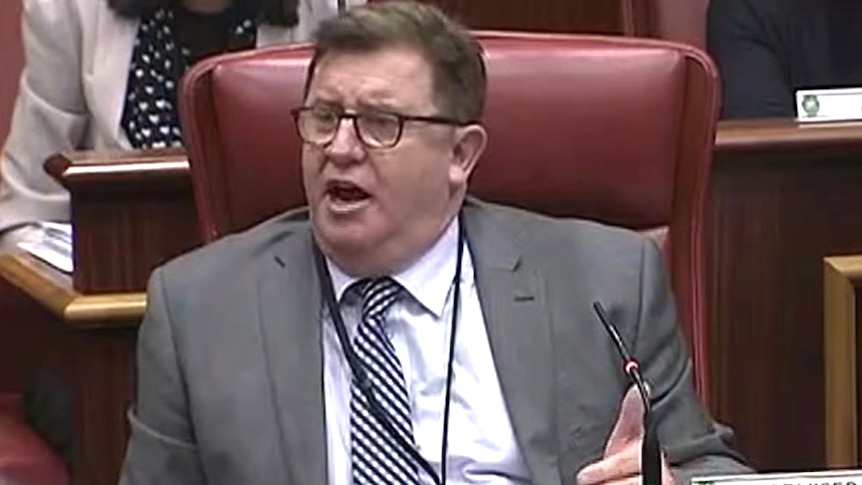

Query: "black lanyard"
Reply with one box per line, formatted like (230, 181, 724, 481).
(313, 218, 465, 485)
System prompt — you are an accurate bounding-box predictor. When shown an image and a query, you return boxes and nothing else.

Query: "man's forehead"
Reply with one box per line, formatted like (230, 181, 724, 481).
(308, 46, 434, 96)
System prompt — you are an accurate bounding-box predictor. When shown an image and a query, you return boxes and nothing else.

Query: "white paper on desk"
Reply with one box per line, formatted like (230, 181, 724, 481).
(16, 222, 73, 273)
(38, 221, 72, 244)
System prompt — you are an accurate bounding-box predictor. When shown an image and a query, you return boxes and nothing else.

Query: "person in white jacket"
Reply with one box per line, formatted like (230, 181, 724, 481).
(0, 0, 363, 252)
(0, 0, 364, 469)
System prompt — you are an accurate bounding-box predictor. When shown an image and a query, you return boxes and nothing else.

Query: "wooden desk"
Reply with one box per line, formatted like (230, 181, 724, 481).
(824, 255, 862, 468)
(0, 254, 142, 485)
(709, 120, 862, 471)
(44, 149, 199, 293)
(0, 149, 198, 485)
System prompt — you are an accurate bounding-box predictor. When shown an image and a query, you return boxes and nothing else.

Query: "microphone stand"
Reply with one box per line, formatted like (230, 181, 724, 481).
(636, 377, 661, 485)
(337, 0, 346, 14)
(593, 302, 662, 485)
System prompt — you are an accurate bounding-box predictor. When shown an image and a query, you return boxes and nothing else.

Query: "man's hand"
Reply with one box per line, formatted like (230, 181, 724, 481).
(576, 386, 675, 485)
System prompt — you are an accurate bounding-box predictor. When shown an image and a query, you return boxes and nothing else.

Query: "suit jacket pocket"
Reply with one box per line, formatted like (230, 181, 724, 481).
(119, 408, 204, 485)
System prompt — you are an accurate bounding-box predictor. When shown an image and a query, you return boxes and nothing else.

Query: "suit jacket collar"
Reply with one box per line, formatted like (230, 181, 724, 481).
(463, 200, 562, 485)
(258, 226, 328, 484)
(257, 202, 562, 484)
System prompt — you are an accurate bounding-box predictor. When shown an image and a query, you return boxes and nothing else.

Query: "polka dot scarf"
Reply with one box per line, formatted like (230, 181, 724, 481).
(121, 5, 257, 149)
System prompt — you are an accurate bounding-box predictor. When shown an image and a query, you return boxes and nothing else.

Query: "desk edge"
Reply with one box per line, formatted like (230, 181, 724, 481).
(0, 254, 146, 329)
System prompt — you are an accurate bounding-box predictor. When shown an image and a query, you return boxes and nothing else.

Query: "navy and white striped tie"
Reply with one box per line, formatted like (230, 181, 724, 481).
(350, 278, 420, 485)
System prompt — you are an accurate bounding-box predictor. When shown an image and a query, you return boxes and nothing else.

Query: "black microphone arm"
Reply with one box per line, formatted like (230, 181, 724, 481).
(592, 302, 662, 485)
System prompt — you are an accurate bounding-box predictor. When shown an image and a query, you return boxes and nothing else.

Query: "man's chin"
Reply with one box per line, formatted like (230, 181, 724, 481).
(313, 226, 378, 271)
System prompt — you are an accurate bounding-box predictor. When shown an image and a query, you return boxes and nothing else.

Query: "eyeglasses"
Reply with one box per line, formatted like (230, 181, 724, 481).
(291, 105, 475, 149)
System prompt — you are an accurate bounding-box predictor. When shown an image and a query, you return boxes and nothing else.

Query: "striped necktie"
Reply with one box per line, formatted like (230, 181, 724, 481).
(350, 277, 420, 484)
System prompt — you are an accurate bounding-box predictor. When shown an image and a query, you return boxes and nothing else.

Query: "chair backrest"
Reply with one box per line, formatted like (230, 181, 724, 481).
(179, 32, 719, 400)
(0, 0, 24, 141)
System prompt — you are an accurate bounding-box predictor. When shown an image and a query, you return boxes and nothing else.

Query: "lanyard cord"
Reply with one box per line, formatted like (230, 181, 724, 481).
(313, 217, 465, 485)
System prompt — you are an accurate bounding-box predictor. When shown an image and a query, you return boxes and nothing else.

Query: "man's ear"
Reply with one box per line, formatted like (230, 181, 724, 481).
(449, 124, 487, 185)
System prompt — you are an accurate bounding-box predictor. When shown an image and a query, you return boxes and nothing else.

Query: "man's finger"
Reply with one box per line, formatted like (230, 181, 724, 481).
(576, 442, 641, 485)
(580, 476, 642, 485)
(605, 385, 646, 456)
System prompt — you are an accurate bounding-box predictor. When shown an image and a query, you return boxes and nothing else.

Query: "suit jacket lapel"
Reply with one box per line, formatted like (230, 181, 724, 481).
(257, 229, 327, 484)
(464, 202, 562, 485)
(89, 4, 137, 148)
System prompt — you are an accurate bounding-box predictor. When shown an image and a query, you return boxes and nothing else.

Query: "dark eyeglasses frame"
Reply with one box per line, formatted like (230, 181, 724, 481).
(290, 106, 478, 149)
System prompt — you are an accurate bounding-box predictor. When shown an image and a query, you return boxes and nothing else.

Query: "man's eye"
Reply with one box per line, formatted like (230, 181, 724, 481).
(311, 109, 338, 122)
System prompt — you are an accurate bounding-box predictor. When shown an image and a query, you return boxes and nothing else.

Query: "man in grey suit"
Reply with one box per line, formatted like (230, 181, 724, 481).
(120, 2, 750, 484)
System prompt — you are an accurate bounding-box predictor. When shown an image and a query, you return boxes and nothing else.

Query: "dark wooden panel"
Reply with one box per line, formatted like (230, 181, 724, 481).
(43, 150, 200, 483)
(0, 278, 67, 393)
(46, 149, 201, 293)
(857, 285, 862, 465)
(709, 120, 862, 472)
(0, 150, 204, 485)
(69, 328, 137, 485)
(0, 252, 144, 485)
(419, 0, 626, 34)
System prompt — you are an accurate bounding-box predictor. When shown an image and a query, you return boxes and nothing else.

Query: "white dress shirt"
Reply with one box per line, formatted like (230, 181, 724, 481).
(323, 218, 532, 485)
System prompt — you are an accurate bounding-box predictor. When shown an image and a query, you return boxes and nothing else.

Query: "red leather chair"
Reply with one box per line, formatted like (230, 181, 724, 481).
(179, 32, 719, 401)
(0, 1, 69, 483)
(0, 395, 67, 485)
(0, 0, 24, 140)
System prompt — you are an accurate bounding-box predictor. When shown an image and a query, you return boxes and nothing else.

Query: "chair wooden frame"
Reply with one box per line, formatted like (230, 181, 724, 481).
(824, 254, 862, 467)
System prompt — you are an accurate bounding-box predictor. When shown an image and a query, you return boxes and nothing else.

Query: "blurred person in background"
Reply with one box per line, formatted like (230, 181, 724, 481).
(0, 0, 362, 470)
(708, 0, 862, 119)
(0, 0, 364, 252)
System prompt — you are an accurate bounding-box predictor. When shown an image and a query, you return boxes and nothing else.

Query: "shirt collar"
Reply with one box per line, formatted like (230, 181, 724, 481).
(326, 216, 462, 319)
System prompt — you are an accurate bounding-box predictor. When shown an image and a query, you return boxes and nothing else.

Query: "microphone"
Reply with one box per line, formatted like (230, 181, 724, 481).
(337, 0, 346, 14)
(592, 301, 662, 485)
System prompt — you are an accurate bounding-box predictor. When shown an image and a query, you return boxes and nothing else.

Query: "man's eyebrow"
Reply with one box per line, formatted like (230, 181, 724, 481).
(308, 98, 341, 108)
(356, 100, 409, 114)
(305, 96, 415, 114)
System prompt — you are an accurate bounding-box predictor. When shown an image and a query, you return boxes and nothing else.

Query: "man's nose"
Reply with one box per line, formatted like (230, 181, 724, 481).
(324, 117, 365, 162)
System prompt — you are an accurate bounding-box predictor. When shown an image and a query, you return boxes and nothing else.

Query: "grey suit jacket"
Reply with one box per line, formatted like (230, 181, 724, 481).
(119, 200, 750, 485)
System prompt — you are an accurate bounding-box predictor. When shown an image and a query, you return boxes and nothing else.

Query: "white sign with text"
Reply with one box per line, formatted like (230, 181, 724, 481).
(693, 469, 862, 485)
(796, 87, 862, 122)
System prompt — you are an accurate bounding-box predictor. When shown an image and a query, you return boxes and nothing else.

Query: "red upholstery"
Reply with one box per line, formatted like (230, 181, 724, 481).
(179, 32, 719, 401)
(0, 394, 67, 485)
(0, 3, 68, 472)
(0, 286, 68, 485)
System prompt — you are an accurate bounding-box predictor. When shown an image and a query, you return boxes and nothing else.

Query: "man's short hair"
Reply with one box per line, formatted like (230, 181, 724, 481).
(305, 1, 486, 122)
